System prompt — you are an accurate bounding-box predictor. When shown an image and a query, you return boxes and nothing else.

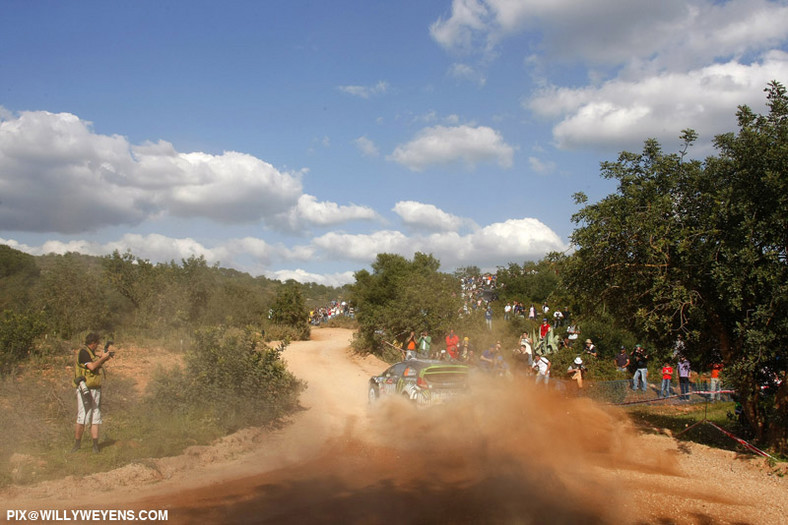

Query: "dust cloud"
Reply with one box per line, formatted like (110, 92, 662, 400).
(150, 377, 681, 524)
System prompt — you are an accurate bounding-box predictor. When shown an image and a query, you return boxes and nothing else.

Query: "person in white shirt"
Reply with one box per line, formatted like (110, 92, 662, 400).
(532, 355, 551, 385)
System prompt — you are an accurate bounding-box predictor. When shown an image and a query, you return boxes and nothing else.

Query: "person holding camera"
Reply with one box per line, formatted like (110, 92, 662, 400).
(71, 332, 114, 453)
(567, 356, 587, 390)
(631, 344, 650, 393)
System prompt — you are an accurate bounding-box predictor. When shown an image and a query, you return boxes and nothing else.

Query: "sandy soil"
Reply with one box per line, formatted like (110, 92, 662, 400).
(2, 327, 786, 524)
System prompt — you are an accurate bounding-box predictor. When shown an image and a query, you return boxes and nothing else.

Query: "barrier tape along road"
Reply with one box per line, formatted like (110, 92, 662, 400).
(610, 389, 737, 406)
(610, 388, 777, 460)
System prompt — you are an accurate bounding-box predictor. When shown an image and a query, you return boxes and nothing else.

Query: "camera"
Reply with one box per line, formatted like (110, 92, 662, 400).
(75, 375, 89, 395)
(75, 376, 93, 408)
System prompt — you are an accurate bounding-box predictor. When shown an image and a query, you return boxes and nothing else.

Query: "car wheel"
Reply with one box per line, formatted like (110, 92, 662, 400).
(368, 386, 379, 404)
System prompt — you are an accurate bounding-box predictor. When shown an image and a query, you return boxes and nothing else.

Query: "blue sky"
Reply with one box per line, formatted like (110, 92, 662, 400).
(2, 0, 787, 285)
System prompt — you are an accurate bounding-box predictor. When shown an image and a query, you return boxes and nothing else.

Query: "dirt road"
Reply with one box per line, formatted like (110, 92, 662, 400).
(4, 327, 787, 524)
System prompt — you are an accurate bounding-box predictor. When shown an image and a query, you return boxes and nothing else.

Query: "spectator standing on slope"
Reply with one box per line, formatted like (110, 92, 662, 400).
(417, 330, 431, 359)
(533, 354, 551, 386)
(445, 329, 460, 360)
(710, 361, 724, 401)
(615, 346, 630, 373)
(660, 361, 674, 398)
(631, 344, 650, 393)
(678, 355, 691, 401)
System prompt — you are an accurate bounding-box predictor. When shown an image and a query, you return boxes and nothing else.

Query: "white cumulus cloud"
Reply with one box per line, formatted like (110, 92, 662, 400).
(312, 230, 411, 262)
(267, 268, 356, 287)
(431, 1, 788, 153)
(337, 81, 389, 98)
(393, 201, 471, 232)
(388, 124, 514, 171)
(354, 136, 380, 157)
(0, 109, 374, 234)
(529, 54, 788, 150)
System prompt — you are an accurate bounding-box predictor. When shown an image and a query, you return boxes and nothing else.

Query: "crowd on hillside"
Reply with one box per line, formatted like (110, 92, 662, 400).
(459, 274, 499, 315)
(309, 301, 353, 325)
(394, 322, 731, 400)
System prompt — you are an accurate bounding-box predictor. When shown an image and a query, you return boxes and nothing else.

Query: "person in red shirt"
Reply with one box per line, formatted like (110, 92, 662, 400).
(445, 329, 460, 360)
(660, 361, 674, 398)
(710, 362, 724, 401)
(539, 319, 551, 339)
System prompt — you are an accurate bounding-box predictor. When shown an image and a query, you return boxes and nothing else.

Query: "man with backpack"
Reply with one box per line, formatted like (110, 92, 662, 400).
(71, 332, 114, 453)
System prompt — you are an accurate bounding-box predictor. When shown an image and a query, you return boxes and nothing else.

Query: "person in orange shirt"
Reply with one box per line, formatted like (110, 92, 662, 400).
(660, 361, 674, 398)
(445, 329, 460, 360)
(710, 362, 724, 401)
(405, 331, 417, 360)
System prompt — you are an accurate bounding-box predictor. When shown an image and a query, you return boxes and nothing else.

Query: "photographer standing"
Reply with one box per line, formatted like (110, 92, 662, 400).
(631, 344, 650, 393)
(71, 332, 114, 453)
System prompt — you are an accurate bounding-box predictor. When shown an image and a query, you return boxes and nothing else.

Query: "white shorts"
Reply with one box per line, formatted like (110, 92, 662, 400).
(76, 388, 102, 425)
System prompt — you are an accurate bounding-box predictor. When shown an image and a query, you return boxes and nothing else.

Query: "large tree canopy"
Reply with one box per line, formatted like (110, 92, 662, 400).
(566, 82, 788, 451)
(351, 252, 461, 356)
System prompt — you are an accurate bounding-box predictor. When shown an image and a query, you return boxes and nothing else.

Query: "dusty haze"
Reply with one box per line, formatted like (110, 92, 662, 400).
(2, 328, 786, 524)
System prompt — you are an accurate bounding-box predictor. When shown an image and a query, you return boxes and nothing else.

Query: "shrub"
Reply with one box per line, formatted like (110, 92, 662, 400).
(0, 310, 47, 373)
(263, 322, 309, 343)
(146, 327, 304, 432)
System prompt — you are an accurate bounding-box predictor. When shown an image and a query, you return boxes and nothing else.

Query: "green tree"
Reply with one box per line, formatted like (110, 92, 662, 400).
(38, 252, 109, 338)
(102, 250, 157, 310)
(495, 257, 562, 306)
(147, 327, 304, 431)
(178, 255, 218, 324)
(0, 310, 46, 373)
(351, 252, 462, 356)
(269, 280, 310, 340)
(565, 82, 788, 452)
(0, 245, 40, 310)
(453, 265, 481, 280)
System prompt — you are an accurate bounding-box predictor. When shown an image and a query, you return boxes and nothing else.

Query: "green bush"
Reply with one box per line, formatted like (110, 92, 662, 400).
(263, 322, 309, 342)
(322, 315, 358, 330)
(146, 327, 305, 432)
(0, 310, 47, 373)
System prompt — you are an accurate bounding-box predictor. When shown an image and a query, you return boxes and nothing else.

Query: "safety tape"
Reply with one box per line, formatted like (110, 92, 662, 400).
(610, 389, 777, 460)
(610, 389, 737, 406)
(705, 421, 777, 460)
